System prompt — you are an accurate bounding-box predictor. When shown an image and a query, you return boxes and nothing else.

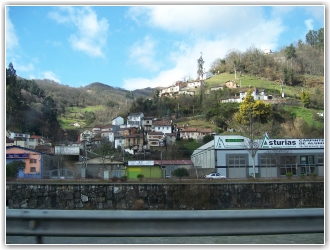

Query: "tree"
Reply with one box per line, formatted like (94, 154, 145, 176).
(6, 161, 25, 178)
(235, 89, 272, 178)
(301, 91, 310, 108)
(172, 167, 189, 181)
(265, 148, 291, 176)
(235, 89, 272, 124)
(284, 43, 297, 69)
(203, 134, 214, 144)
(197, 52, 205, 80)
(6, 63, 22, 124)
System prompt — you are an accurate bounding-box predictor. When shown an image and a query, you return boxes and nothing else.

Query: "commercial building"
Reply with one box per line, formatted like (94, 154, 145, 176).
(6, 146, 56, 179)
(191, 134, 324, 178)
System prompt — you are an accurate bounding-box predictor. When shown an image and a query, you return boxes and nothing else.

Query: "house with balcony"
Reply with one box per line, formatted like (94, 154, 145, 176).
(127, 112, 144, 128)
(143, 117, 155, 133)
(147, 131, 164, 147)
(124, 134, 144, 151)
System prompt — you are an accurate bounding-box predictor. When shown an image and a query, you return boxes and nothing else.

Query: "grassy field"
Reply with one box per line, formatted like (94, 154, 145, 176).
(205, 73, 310, 97)
(59, 105, 106, 130)
(282, 105, 323, 128)
(176, 115, 219, 132)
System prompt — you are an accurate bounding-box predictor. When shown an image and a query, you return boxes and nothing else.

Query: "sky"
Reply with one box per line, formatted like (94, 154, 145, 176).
(5, 3, 325, 91)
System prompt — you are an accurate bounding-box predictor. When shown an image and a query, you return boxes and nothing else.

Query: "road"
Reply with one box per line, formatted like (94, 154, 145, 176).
(6, 233, 324, 244)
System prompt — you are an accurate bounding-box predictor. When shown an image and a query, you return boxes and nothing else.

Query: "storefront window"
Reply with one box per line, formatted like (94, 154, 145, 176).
(260, 156, 276, 167)
(280, 156, 297, 175)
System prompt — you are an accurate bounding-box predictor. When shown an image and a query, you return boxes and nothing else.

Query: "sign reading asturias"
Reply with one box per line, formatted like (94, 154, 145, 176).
(263, 138, 324, 148)
(215, 135, 324, 149)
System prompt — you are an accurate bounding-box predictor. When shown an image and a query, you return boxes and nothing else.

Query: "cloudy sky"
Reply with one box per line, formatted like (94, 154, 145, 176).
(5, 4, 325, 91)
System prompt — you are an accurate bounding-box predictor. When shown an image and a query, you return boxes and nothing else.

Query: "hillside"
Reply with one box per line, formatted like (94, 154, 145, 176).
(53, 72, 324, 139)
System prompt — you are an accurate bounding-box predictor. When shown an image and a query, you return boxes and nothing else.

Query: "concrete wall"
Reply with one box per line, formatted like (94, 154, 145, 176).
(6, 182, 323, 210)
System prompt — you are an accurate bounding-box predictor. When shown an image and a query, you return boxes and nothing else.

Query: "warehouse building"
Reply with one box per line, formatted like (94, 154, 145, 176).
(191, 134, 324, 179)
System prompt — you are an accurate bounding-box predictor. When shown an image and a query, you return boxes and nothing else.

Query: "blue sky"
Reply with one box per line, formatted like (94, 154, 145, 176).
(5, 4, 325, 91)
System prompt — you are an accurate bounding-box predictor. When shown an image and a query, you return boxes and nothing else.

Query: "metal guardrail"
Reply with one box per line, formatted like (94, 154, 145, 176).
(6, 208, 324, 244)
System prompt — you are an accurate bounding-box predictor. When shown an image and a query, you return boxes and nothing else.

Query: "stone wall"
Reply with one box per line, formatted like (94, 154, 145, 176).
(6, 182, 324, 210)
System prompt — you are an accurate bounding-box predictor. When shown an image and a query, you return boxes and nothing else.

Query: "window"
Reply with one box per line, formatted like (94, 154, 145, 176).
(30, 159, 37, 164)
(300, 156, 314, 164)
(260, 156, 276, 167)
(228, 156, 246, 168)
(30, 167, 36, 172)
(318, 156, 324, 164)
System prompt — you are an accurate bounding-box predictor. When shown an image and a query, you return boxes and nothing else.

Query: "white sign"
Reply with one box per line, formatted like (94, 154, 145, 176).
(128, 160, 154, 166)
(215, 135, 324, 150)
(262, 138, 324, 149)
(55, 146, 80, 155)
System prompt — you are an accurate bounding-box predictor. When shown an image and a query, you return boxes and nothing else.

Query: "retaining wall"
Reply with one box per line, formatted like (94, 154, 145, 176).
(6, 182, 324, 210)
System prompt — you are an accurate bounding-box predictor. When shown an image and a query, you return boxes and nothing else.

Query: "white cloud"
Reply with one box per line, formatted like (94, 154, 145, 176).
(124, 6, 285, 91)
(16, 63, 34, 72)
(129, 36, 160, 71)
(128, 6, 265, 37)
(123, 67, 186, 91)
(42, 71, 61, 83)
(48, 6, 109, 58)
(305, 19, 314, 31)
(6, 7, 19, 50)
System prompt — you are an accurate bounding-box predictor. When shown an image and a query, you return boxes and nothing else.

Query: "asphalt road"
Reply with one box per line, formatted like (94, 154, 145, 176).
(6, 233, 324, 245)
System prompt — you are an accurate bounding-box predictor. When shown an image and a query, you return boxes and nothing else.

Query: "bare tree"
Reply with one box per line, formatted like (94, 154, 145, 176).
(237, 113, 268, 178)
(265, 148, 291, 175)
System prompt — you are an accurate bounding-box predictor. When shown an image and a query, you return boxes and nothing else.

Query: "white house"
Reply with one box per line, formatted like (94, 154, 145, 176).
(153, 120, 172, 134)
(7, 131, 38, 149)
(127, 112, 144, 128)
(239, 88, 272, 101)
(112, 116, 124, 126)
(187, 81, 201, 88)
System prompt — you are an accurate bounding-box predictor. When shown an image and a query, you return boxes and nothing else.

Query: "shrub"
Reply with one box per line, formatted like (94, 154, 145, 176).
(300, 173, 305, 179)
(286, 172, 293, 179)
(120, 176, 128, 182)
(111, 176, 118, 182)
(137, 174, 144, 181)
(172, 168, 189, 181)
